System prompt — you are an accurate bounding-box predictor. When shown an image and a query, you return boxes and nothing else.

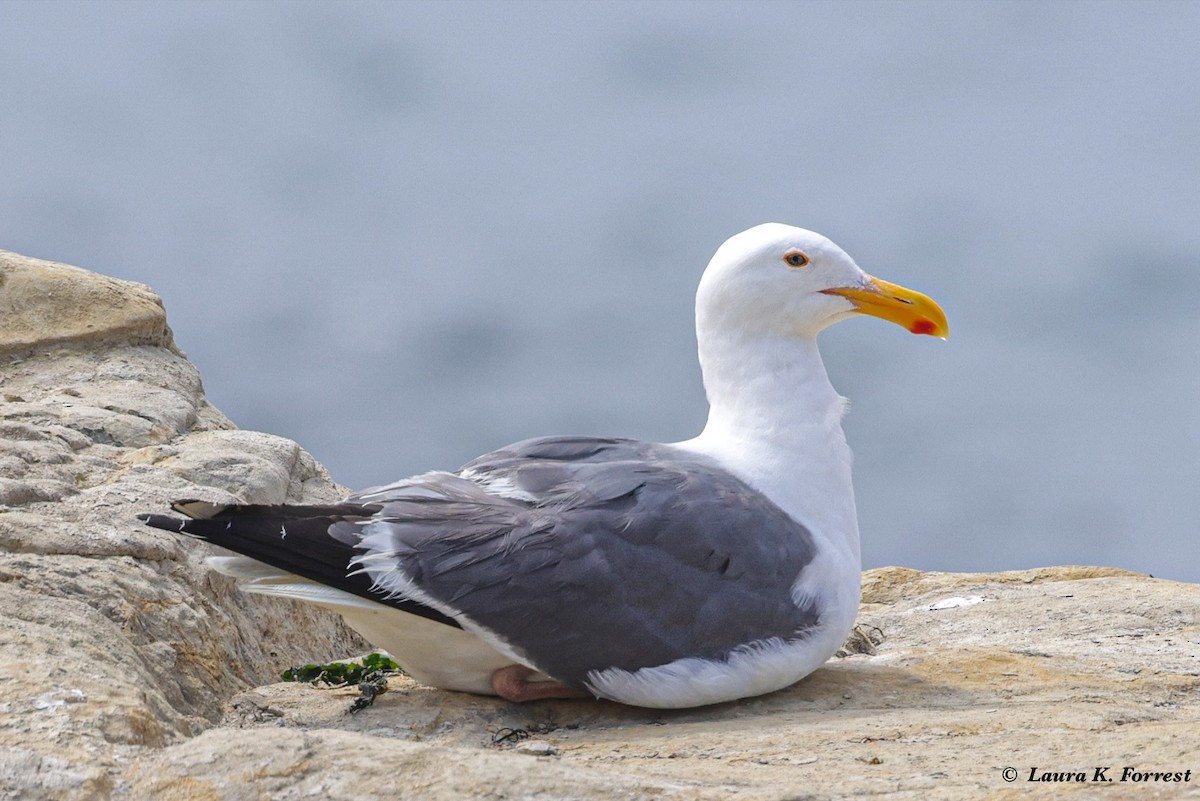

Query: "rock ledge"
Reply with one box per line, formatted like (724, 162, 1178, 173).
(2, 250, 1197, 800)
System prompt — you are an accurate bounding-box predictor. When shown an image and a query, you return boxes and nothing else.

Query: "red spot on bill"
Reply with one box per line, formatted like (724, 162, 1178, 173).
(910, 319, 937, 336)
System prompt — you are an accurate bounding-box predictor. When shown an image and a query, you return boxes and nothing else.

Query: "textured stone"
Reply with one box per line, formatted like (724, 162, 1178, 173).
(0, 249, 171, 356)
(2, 250, 1198, 800)
(1, 250, 366, 800)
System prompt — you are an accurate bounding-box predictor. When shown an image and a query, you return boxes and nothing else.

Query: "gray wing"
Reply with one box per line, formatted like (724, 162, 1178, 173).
(347, 436, 818, 687)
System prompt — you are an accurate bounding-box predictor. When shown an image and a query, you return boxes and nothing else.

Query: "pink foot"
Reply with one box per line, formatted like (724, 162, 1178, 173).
(491, 664, 590, 703)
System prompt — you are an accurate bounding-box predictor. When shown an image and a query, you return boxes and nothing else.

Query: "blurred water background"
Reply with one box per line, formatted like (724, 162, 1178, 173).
(2, 1, 1197, 581)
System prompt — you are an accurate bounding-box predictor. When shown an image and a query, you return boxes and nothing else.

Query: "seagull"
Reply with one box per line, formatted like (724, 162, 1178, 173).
(140, 223, 948, 709)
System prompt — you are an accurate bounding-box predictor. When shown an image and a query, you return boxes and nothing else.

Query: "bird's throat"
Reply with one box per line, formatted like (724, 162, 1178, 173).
(682, 334, 862, 566)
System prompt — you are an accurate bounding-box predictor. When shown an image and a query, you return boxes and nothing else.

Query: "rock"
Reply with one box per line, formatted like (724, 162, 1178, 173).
(2, 249, 1199, 800)
(515, 739, 560, 756)
(0, 249, 367, 799)
(0, 250, 172, 356)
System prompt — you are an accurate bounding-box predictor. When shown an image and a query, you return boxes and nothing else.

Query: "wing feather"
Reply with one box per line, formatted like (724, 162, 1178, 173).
(351, 436, 819, 686)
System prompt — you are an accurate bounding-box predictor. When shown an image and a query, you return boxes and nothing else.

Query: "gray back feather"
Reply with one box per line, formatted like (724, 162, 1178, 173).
(348, 436, 818, 686)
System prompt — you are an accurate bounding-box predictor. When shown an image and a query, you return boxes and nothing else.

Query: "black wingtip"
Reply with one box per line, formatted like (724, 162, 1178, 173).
(136, 499, 464, 630)
(138, 500, 210, 529)
(139, 513, 193, 534)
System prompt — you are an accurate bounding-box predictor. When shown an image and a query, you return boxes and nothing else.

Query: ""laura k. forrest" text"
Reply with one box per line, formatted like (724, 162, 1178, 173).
(1027, 767, 1192, 784)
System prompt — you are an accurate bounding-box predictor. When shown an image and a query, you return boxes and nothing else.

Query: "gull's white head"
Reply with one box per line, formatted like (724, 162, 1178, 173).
(696, 223, 948, 341)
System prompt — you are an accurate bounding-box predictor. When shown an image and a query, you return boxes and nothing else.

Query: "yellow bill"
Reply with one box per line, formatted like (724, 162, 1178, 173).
(822, 276, 949, 338)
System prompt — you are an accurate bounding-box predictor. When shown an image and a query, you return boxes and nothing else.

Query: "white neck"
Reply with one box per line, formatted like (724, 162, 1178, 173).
(675, 331, 862, 567)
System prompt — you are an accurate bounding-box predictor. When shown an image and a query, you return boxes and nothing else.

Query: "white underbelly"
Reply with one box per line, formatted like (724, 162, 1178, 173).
(329, 604, 515, 695)
(207, 555, 555, 696)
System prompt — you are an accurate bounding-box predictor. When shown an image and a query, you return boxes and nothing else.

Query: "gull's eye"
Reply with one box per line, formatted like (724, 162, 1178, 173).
(784, 250, 810, 268)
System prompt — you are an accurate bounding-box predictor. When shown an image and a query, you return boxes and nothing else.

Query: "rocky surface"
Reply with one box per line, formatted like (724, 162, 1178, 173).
(2, 248, 1198, 800)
